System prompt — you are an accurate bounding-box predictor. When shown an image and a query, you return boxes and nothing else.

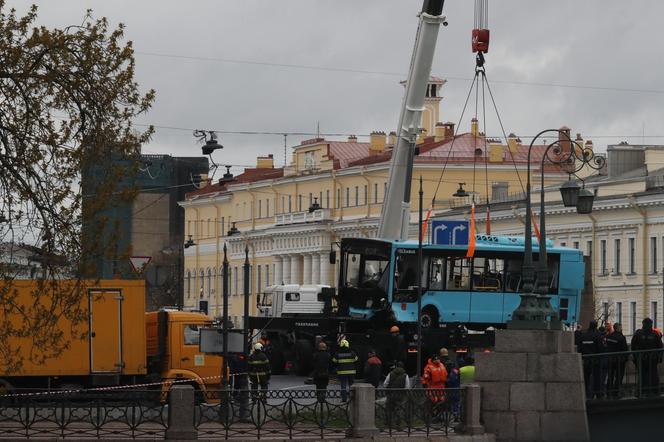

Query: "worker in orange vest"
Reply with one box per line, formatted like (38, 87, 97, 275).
(422, 354, 448, 404)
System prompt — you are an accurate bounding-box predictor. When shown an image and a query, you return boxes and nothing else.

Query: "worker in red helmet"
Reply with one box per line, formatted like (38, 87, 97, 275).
(389, 325, 406, 365)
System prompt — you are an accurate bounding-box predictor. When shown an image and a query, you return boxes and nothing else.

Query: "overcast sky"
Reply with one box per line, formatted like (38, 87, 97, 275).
(8, 0, 664, 176)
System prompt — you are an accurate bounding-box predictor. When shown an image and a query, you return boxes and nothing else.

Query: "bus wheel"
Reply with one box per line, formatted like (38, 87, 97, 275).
(421, 307, 439, 329)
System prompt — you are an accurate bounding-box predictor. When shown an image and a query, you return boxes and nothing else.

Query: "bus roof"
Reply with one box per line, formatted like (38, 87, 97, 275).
(367, 235, 580, 254)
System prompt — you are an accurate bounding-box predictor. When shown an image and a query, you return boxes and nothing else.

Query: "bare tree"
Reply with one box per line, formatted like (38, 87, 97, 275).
(0, 3, 154, 371)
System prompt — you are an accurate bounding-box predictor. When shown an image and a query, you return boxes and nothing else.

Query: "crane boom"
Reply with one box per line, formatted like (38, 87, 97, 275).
(378, 0, 447, 240)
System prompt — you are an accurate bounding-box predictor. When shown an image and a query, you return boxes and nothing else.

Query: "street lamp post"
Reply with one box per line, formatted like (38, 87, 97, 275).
(509, 129, 605, 330)
(222, 243, 230, 388)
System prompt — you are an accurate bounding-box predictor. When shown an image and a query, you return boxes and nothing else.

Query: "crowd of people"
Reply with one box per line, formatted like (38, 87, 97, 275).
(242, 326, 476, 410)
(576, 317, 664, 398)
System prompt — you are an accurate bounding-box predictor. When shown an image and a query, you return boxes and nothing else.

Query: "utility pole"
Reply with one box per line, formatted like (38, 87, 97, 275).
(416, 176, 424, 383)
(222, 243, 229, 388)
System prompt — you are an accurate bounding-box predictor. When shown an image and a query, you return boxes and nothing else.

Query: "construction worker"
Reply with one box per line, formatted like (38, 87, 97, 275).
(332, 339, 358, 402)
(631, 317, 663, 397)
(605, 322, 628, 398)
(312, 341, 331, 402)
(248, 342, 271, 399)
(422, 354, 447, 405)
(363, 349, 383, 388)
(383, 361, 411, 431)
(389, 325, 406, 364)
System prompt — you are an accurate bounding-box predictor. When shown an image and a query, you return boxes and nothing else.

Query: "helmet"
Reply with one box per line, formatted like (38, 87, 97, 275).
(254, 342, 264, 351)
(390, 326, 400, 333)
(340, 339, 350, 348)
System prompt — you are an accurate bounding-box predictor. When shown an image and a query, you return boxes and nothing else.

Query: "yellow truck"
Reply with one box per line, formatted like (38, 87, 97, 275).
(0, 280, 222, 396)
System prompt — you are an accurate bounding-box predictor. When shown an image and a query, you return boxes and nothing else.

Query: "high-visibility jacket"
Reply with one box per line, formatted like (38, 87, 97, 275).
(422, 359, 447, 403)
(332, 348, 358, 376)
(248, 351, 271, 382)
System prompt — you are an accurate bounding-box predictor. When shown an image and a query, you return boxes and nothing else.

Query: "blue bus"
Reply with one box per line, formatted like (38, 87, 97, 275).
(337, 235, 584, 330)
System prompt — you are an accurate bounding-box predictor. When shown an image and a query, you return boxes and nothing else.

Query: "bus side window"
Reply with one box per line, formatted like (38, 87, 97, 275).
(447, 257, 470, 290)
(472, 257, 501, 291)
(505, 258, 523, 292)
(429, 258, 445, 290)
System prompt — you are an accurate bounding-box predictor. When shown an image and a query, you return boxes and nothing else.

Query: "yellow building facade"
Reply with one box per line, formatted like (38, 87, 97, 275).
(179, 81, 583, 325)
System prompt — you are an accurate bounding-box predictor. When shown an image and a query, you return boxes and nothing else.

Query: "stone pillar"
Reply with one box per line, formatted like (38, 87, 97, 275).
(311, 252, 321, 284)
(165, 385, 197, 440)
(282, 255, 291, 284)
(303, 253, 312, 285)
(319, 252, 331, 286)
(290, 254, 301, 285)
(274, 257, 283, 285)
(349, 383, 379, 438)
(476, 330, 589, 441)
(462, 384, 485, 435)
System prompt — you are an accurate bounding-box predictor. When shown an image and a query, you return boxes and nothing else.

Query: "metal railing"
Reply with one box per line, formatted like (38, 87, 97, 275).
(582, 348, 664, 400)
(0, 390, 166, 439)
(196, 389, 352, 440)
(375, 387, 465, 436)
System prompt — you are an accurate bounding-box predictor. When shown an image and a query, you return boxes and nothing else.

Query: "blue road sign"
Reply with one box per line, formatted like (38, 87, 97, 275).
(431, 220, 469, 246)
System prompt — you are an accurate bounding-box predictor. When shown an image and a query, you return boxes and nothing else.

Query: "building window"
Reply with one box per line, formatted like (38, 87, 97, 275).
(602, 302, 609, 323)
(373, 183, 378, 204)
(586, 240, 593, 257)
(258, 200, 262, 218)
(199, 270, 204, 297)
(266, 265, 270, 288)
(628, 238, 635, 274)
(354, 186, 359, 206)
(234, 266, 238, 295)
(384, 182, 387, 201)
(326, 190, 330, 208)
(288, 195, 292, 213)
(345, 188, 350, 208)
(309, 193, 313, 207)
(364, 185, 368, 205)
(573, 241, 579, 250)
(651, 237, 658, 273)
(600, 240, 607, 275)
(614, 239, 621, 275)
(298, 195, 302, 212)
(266, 199, 270, 217)
(560, 242, 566, 247)
(631, 301, 637, 334)
(257, 265, 262, 293)
(616, 302, 623, 325)
(652, 301, 658, 328)
(186, 271, 191, 298)
(337, 188, 341, 208)
(281, 196, 285, 214)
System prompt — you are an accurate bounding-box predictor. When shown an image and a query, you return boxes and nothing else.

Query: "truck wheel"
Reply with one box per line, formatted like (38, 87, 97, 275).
(421, 307, 439, 329)
(294, 339, 314, 376)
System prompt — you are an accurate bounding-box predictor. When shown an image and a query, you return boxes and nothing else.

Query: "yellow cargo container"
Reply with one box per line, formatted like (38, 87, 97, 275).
(0, 280, 222, 395)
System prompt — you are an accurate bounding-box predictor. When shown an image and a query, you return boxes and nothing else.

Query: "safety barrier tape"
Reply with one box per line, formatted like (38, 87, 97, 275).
(0, 372, 252, 399)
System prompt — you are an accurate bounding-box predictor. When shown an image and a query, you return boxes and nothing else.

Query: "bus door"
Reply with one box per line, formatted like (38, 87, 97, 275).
(469, 257, 504, 324)
(431, 256, 471, 323)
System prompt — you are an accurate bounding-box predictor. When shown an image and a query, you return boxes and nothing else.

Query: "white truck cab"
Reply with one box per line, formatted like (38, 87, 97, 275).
(257, 284, 330, 317)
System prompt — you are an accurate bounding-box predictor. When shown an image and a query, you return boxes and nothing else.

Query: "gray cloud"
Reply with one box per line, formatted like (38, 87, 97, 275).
(8, 0, 664, 175)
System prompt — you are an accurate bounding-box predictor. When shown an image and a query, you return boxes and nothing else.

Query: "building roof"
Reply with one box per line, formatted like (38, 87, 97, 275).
(185, 167, 284, 199)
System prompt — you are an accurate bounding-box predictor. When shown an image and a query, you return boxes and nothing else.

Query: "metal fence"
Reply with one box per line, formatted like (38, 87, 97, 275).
(196, 389, 352, 440)
(375, 387, 464, 437)
(582, 348, 664, 400)
(0, 390, 166, 439)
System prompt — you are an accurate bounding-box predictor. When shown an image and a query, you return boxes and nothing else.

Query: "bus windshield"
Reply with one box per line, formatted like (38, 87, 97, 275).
(339, 239, 391, 310)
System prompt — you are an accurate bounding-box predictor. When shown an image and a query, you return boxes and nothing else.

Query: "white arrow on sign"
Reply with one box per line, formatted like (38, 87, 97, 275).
(451, 224, 467, 245)
(433, 224, 448, 244)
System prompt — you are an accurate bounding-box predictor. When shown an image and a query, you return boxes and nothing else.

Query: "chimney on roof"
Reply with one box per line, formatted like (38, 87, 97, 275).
(444, 122, 455, 141)
(347, 135, 357, 142)
(388, 131, 397, 146)
(256, 154, 274, 169)
(434, 122, 445, 142)
(559, 126, 572, 156)
(471, 118, 479, 137)
(489, 142, 504, 163)
(507, 133, 520, 153)
(369, 131, 386, 153)
(417, 129, 427, 145)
